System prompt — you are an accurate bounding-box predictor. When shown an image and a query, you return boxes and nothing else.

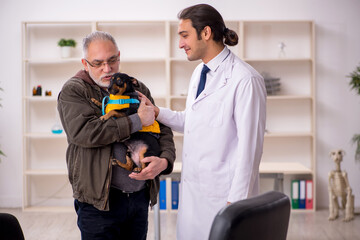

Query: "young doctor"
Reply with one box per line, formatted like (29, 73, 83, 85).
(134, 4, 267, 240)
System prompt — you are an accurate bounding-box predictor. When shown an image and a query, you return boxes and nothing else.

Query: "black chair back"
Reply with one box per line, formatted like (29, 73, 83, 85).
(0, 213, 25, 240)
(209, 191, 290, 240)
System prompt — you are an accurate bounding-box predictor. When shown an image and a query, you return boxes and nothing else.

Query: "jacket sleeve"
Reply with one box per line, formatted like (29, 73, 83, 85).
(57, 79, 133, 148)
(137, 82, 176, 175)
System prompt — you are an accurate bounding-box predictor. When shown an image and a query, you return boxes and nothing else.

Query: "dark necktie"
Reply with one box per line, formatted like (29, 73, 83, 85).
(196, 64, 210, 98)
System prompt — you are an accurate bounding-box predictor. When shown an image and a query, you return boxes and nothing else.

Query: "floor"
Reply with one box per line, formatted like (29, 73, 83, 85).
(1, 208, 360, 240)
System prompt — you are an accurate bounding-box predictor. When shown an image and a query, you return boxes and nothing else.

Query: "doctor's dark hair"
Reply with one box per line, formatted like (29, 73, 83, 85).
(178, 4, 238, 46)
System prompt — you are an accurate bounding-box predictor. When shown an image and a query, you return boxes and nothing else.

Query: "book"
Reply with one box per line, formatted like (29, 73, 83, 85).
(291, 180, 299, 209)
(306, 180, 313, 209)
(171, 180, 179, 210)
(159, 180, 166, 210)
(299, 180, 306, 209)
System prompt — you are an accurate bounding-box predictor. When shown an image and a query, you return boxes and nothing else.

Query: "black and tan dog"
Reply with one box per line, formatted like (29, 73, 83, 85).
(91, 73, 161, 173)
(92, 73, 140, 121)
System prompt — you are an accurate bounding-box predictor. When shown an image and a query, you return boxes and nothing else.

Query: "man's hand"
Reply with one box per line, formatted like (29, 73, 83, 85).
(137, 91, 160, 118)
(129, 157, 168, 180)
(137, 97, 155, 126)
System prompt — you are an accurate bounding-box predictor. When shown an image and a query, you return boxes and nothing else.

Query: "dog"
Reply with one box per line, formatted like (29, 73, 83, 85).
(91, 73, 161, 173)
(92, 73, 140, 121)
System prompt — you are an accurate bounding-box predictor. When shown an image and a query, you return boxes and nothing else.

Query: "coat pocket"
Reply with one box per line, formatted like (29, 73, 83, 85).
(202, 101, 224, 128)
(198, 158, 230, 198)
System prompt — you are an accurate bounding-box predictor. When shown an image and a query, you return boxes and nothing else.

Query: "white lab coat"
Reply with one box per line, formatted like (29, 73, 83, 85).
(157, 47, 266, 240)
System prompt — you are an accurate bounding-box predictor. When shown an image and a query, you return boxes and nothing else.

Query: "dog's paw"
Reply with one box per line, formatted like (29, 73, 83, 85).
(132, 167, 142, 173)
(91, 98, 102, 107)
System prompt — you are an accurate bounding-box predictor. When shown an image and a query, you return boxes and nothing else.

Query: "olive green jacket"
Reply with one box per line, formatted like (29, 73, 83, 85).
(57, 70, 175, 210)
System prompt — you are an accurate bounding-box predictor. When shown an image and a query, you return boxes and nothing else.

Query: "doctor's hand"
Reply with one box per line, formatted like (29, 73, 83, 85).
(129, 156, 168, 180)
(137, 97, 155, 127)
(137, 91, 160, 118)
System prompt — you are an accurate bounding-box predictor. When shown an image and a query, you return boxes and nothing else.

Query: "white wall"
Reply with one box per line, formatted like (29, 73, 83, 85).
(0, 0, 359, 209)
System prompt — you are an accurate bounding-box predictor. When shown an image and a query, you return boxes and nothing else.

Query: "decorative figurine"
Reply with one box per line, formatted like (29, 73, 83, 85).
(328, 149, 355, 222)
(278, 41, 286, 58)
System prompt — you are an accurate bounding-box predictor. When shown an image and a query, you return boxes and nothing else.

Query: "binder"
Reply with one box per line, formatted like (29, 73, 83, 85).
(291, 180, 299, 209)
(306, 180, 313, 209)
(159, 179, 166, 210)
(299, 180, 306, 209)
(171, 180, 179, 210)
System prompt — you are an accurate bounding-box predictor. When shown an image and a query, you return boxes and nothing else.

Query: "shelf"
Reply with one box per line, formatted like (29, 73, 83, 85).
(24, 58, 80, 64)
(259, 162, 312, 175)
(25, 169, 67, 175)
(24, 96, 57, 102)
(121, 57, 166, 63)
(170, 95, 187, 99)
(265, 132, 313, 138)
(170, 58, 189, 62)
(24, 132, 66, 138)
(267, 95, 312, 100)
(245, 58, 312, 62)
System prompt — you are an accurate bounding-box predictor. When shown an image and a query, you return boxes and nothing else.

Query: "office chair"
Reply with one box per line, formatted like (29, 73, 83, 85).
(0, 213, 25, 240)
(209, 191, 291, 240)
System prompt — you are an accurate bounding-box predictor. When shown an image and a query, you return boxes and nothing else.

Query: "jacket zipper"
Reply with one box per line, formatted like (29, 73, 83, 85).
(102, 151, 112, 210)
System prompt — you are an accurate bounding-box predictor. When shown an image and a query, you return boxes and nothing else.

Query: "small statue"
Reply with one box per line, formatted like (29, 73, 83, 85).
(278, 42, 286, 58)
(328, 149, 354, 222)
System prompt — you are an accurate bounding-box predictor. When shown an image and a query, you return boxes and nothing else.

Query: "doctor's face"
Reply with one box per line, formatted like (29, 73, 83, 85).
(178, 19, 207, 61)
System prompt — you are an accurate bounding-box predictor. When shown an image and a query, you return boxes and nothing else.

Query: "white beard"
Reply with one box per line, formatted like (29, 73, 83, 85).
(88, 70, 110, 88)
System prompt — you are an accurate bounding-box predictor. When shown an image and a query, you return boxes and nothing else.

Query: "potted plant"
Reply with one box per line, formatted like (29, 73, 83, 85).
(57, 38, 77, 58)
(347, 64, 360, 162)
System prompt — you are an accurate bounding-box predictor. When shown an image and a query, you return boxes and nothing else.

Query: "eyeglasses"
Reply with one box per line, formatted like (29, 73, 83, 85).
(85, 56, 119, 68)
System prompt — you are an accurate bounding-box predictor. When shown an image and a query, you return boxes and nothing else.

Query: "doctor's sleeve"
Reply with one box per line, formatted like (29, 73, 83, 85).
(227, 75, 267, 203)
(156, 107, 186, 134)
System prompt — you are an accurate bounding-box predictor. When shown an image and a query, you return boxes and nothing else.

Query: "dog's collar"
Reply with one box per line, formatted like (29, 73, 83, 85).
(102, 95, 140, 115)
(107, 98, 139, 105)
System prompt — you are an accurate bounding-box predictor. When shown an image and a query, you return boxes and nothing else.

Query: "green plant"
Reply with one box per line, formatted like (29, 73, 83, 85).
(57, 38, 77, 47)
(348, 64, 360, 95)
(347, 64, 360, 162)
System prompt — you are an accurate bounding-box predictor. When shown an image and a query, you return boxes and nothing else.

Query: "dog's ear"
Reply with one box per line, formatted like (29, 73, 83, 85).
(130, 77, 139, 87)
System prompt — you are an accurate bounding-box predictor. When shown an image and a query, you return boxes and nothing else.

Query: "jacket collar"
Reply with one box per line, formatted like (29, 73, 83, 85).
(73, 70, 108, 92)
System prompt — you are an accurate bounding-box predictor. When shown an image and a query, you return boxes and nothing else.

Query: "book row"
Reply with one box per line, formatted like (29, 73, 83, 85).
(291, 179, 313, 209)
(159, 180, 179, 210)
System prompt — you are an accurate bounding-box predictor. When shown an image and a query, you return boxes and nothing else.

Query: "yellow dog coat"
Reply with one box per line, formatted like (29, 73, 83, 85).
(103, 94, 160, 134)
